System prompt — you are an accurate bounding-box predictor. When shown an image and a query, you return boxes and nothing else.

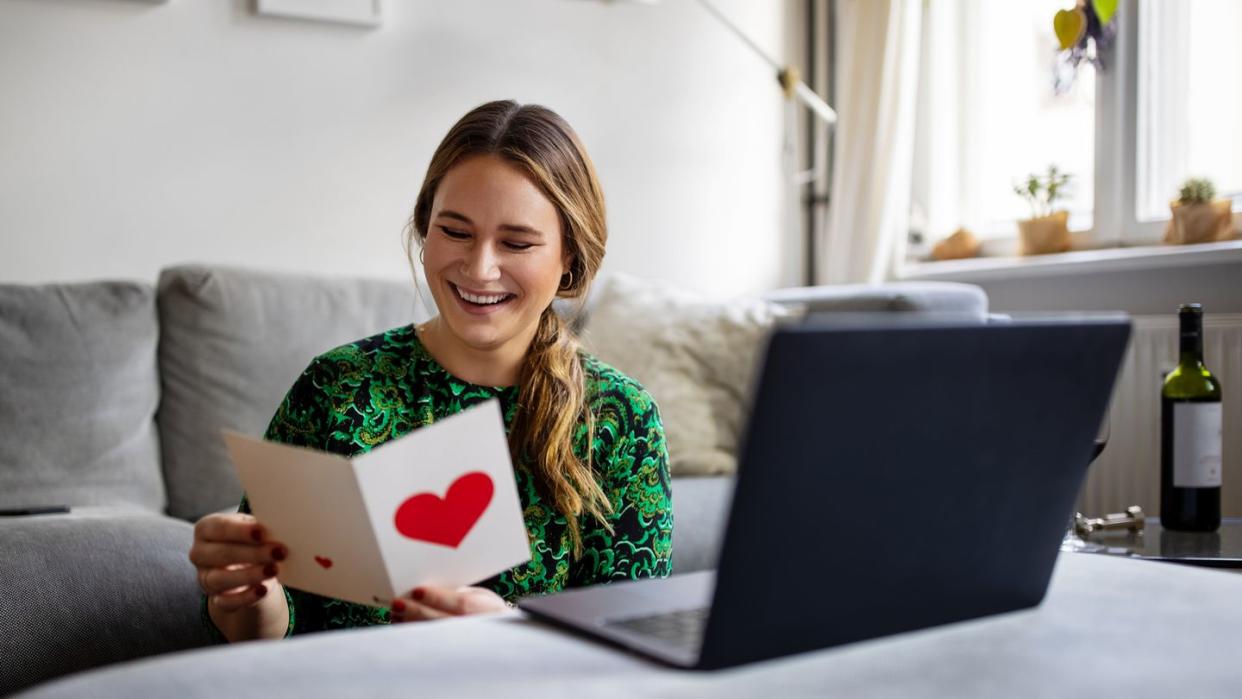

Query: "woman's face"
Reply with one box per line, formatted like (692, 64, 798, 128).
(422, 154, 569, 353)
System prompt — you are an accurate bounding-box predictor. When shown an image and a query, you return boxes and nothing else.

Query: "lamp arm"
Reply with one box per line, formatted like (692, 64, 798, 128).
(693, 0, 837, 126)
(692, 0, 782, 71)
(793, 80, 838, 125)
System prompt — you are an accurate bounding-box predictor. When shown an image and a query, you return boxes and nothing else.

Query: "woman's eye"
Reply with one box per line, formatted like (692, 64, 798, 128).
(504, 242, 534, 251)
(439, 227, 469, 240)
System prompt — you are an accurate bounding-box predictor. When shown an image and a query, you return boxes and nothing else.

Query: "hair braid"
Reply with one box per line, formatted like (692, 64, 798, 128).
(512, 309, 613, 558)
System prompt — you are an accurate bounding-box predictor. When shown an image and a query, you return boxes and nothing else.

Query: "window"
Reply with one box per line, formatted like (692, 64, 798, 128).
(909, 0, 1242, 258)
(911, 0, 1096, 246)
(1136, 0, 1242, 223)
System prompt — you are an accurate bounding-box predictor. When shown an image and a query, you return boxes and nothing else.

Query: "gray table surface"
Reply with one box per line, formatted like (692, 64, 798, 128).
(19, 553, 1242, 698)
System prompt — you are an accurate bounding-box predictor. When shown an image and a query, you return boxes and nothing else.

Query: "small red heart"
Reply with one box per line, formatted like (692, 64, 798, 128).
(394, 471, 493, 548)
(314, 556, 333, 569)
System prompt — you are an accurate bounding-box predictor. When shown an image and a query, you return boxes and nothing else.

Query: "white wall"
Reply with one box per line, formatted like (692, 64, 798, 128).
(0, 0, 800, 297)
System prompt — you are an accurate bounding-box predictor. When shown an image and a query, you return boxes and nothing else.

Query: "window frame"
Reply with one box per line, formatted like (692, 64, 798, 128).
(1094, 0, 1167, 248)
(898, 0, 1242, 281)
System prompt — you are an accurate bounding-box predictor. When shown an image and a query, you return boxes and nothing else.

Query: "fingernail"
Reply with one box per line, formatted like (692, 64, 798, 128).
(392, 599, 406, 613)
(253, 584, 267, 598)
(263, 563, 278, 578)
(412, 588, 425, 601)
(272, 546, 287, 561)
(250, 526, 263, 543)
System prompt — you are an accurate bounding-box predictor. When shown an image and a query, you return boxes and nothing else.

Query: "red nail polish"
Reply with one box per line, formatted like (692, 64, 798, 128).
(253, 584, 267, 598)
(250, 527, 263, 543)
(412, 588, 425, 601)
(392, 599, 406, 612)
(263, 563, 278, 578)
(272, 546, 287, 561)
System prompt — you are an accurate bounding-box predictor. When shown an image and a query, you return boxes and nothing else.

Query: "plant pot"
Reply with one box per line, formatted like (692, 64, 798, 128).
(1017, 210, 1071, 256)
(1164, 199, 1236, 245)
(931, 228, 981, 261)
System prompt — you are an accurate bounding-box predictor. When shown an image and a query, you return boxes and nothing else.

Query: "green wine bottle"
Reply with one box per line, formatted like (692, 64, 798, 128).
(1160, 303, 1223, 532)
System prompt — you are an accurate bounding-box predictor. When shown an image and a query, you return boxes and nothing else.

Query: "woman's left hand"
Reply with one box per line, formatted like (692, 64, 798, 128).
(389, 585, 510, 623)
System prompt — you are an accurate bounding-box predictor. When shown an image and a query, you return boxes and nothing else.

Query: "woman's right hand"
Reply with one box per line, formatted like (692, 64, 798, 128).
(190, 512, 288, 612)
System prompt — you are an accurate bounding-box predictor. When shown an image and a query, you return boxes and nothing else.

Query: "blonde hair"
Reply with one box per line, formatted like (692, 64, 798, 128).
(406, 100, 612, 558)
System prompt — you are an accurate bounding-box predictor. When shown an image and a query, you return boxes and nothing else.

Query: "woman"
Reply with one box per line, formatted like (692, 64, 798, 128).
(189, 100, 673, 642)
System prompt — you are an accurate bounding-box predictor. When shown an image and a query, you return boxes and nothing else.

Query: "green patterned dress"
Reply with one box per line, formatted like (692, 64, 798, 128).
(202, 324, 673, 639)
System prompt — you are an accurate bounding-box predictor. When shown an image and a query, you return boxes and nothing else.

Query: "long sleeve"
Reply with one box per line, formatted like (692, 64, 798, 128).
(569, 380, 674, 586)
(199, 327, 677, 640)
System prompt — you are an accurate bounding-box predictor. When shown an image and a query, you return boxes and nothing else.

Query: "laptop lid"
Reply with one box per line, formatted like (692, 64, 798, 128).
(695, 316, 1131, 669)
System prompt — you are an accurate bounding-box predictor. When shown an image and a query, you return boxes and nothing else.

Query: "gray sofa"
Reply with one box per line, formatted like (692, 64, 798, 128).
(0, 264, 987, 695)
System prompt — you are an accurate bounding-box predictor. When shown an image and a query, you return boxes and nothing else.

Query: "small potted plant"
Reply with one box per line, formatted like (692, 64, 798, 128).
(1013, 165, 1073, 255)
(1164, 177, 1236, 245)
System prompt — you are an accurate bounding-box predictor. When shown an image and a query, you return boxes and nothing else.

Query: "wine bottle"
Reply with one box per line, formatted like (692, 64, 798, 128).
(1160, 303, 1223, 532)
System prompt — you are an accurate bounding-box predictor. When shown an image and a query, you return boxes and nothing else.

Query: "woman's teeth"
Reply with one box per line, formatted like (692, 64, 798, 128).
(455, 285, 512, 305)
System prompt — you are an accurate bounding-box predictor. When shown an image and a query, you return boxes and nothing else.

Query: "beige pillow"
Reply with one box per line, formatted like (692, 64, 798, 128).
(581, 273, 795, 477)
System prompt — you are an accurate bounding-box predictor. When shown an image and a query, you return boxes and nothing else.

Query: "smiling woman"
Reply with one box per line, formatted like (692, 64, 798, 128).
(190, 100, 674, 642)
(417, 154, 570, 379)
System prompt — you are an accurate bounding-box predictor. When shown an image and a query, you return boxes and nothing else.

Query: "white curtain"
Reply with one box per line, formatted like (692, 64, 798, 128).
(815, 0, 924, 284)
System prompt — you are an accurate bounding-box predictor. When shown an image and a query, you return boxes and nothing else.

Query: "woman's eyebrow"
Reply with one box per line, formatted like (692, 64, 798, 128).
(436, 210, 474, 225)
(436, 210, 545, 237)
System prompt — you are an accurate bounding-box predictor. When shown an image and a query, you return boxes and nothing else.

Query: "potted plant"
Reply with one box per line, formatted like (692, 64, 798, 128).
(1164, 177, 1236, 245)
(1013, 165, 1073, 255)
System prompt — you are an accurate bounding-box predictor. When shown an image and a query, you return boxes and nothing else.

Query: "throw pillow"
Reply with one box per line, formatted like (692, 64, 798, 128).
(0, 281, 164, 512)
(581, 273, 794, 477)
(157, 265, 431, 520)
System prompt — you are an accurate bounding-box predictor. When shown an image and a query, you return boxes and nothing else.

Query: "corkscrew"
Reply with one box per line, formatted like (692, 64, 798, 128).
(1073, 506, 1145, 536)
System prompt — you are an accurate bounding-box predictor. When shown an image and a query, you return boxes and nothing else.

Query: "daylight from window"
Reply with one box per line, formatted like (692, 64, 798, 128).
(1137, 0, 1242, 221)
(911, 0, 1096, 245)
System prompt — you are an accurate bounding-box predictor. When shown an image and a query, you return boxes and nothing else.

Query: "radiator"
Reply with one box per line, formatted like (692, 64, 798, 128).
(1077, 314, 1242, 518)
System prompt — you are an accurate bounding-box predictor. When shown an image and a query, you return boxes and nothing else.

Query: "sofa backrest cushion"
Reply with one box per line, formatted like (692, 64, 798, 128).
(0, 281, 165, 512)
(581, 273, 795, 477)
(762, 281, 988, 318)
(156, 265, 433, 521)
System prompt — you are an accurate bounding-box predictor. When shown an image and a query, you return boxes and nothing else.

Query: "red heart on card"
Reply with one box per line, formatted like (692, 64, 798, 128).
(314, 556, 333, 569)
(393, 472, 494, 548)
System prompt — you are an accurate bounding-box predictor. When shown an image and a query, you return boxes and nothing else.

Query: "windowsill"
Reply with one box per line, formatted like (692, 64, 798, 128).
(898, 238, 1242, 283)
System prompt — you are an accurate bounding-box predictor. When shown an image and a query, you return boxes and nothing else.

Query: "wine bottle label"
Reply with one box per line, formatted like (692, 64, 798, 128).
(1172, 402, 1223, 488)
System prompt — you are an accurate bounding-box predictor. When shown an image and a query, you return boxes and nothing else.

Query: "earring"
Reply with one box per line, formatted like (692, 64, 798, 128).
(559, 270, 574, 291)
(418, 248, 425, 265)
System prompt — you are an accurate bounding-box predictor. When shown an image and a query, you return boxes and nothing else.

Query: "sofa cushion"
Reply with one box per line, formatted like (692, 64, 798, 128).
(581, 273, 794, 477)
(762, 280, 988, 317)
(0, 509, 211, 695)
(157, 265, 434, 520)
(0, 281, 165, 512)
(669, 475, 733, 573)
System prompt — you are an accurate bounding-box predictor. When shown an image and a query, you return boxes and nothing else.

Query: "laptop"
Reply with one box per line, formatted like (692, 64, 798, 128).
(519, 315, 1132, 670)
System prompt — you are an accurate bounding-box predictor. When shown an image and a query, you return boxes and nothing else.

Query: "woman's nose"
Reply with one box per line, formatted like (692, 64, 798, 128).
(462, 242, 501, 282)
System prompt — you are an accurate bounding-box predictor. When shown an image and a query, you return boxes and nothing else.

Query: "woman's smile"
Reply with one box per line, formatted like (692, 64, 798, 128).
(449, 281, 517, 315)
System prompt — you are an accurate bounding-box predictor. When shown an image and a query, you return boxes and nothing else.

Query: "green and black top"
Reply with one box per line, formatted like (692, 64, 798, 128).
(203, 324, 673, 639)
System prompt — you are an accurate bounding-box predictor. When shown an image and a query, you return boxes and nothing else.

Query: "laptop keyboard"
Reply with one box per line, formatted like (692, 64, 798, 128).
(603, 606, 710, 649)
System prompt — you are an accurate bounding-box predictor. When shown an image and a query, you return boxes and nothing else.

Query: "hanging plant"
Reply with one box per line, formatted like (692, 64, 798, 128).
(1052, 0, 1117, 94)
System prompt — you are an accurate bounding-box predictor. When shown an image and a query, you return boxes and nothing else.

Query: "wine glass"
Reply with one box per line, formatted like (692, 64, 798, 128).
(1062, 407, 1112, 552)
(1091, 407, 1110, 462)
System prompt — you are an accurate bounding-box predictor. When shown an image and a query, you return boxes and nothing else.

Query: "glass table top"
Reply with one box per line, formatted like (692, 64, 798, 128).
(1062, 517, 1242, 568)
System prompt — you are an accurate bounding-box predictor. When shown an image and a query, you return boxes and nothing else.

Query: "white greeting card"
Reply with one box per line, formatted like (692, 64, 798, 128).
(222, 399, 531, 607)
